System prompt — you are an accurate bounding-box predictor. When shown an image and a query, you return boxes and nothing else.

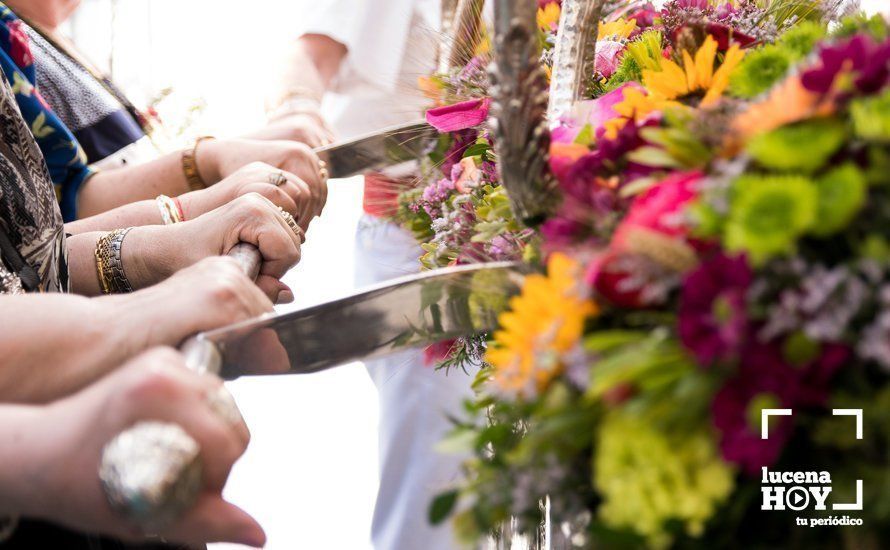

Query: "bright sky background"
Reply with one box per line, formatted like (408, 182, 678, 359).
(68, 2, 889, 549)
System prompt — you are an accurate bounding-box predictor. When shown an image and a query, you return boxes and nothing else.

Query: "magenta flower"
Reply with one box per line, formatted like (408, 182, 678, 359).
(426, 98, 491, 133)
(801, 34, 890, 96)
(613, 170, 702, 248)
(679, 254, 752, 366)
(712, 341, 799, 476)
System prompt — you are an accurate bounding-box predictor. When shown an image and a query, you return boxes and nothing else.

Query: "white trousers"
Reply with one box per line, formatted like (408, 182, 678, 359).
(355, 216, 473, 550)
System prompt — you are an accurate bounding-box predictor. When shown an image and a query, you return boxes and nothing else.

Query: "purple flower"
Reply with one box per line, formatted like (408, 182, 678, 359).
(712, 331, 850, 476)
(680, 254, 753, 366)
(679, 254, 752, 366)
(801, 34, 890, 96)
(420, 177, 456, 218)
(712, 341, 799, 476)
(441, 129, 477, 177)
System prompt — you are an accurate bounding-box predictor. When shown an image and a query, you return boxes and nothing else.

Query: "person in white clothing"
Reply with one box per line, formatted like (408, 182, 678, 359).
(265, 1, 473, 549)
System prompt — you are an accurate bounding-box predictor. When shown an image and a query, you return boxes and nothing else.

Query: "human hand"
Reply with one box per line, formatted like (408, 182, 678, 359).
(27, 348, 265, 547)
(251, 107, 336, 149)
(179, 161, 317, 231)
(124, 193, 302, 301)
(198, 138, 328, 221)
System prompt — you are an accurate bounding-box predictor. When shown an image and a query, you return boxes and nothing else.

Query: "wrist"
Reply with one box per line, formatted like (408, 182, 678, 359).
(194, 138, 223, 185)
(121, 225, 185, 289)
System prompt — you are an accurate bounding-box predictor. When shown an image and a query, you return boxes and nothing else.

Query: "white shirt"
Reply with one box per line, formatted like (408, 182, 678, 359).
(299, 0, 441, 138)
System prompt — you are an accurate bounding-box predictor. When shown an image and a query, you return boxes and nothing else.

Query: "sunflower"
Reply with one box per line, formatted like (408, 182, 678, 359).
(599, 18, 637, 41)
(642, 35, 745, 107)
(603, 86, 679, 139)
(486, 253, 598, 399)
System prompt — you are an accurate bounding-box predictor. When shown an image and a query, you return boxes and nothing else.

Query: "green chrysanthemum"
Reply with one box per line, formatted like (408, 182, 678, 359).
(746, 119, 847, 173)
(776, 21, 826, 59)
(730, 45, 792, 99)
(604, 54, 642, 92)
(812, 163, 867, 237)
(594, 413, 734, 549)
(850, 90, 890, 143)
(725, 175, 818, 264)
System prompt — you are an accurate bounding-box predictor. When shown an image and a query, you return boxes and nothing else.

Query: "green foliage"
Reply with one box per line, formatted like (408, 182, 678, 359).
(429, 490, 459, 525)
(746, 118, 847, 173)
(633, 124, 712, 169)
(604, 54, 642, 92)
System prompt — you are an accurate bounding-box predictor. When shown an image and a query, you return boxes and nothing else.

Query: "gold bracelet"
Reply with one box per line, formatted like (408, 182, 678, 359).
(156, 195, 183, 225)
(95, 228, 135, 294)
(181, 136, 215, 191)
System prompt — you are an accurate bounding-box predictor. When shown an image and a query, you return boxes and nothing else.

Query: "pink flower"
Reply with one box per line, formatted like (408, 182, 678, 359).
(426, 98, 491, 133)
(612, 170, 702, 249)
(595, 41, 625, 79)
(7, 20, 34, 68)
(551, 83, 642, 144)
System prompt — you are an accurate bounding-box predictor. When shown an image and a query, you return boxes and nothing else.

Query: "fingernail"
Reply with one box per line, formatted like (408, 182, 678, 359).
(276, 290, 294, 304)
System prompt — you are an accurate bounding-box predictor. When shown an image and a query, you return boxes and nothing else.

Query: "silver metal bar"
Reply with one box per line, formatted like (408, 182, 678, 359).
(546, 0, 606, 124)
(196, 261, 526, 379)
(488, 0, 557, 226)
(314, 120, 437, 179)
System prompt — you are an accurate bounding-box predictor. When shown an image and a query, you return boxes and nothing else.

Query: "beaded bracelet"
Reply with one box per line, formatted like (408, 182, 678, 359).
(156, 195, 184, 225)
(181, 136, 215, 191)
(95, 227, 135, 294)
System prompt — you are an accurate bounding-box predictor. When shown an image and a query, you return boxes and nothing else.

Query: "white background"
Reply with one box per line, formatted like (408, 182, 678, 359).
(67, 2, 889, 549)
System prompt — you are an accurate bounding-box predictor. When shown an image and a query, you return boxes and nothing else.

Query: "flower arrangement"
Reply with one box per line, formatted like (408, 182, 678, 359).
(400, 1, 890, 548)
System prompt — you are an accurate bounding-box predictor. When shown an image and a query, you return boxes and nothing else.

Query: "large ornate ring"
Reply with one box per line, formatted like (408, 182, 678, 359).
(277, 206, 304, 241)
(269, 171, 289, 187)
(205, 384, 243, 426)
(99, 421, 202, 533)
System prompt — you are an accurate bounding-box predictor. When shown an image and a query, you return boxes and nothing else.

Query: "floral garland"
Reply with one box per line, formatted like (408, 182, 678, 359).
(399, 1, 889, 548)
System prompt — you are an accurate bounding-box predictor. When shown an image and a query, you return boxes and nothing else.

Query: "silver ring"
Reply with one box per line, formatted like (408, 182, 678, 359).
(205, 384, 243, 426)
(99, 421, 202, 532)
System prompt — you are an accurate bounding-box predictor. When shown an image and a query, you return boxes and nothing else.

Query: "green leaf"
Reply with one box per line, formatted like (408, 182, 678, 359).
(428, 490, 459, 525)
(462, 143, 491, 159)
(627, 146, 685, 168)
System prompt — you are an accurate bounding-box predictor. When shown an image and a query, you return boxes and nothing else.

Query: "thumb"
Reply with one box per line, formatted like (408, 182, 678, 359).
(166, 494, 266, 548)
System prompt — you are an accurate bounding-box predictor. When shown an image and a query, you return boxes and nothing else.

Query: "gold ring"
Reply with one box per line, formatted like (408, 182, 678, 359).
(277, 206, 304, 241)
(269, 171, 288, 187)
(318, 160, 329, 183)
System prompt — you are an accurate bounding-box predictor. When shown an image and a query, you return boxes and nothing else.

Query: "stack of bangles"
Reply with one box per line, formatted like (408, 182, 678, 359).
(94, 228, 134, 294)
(156, 195, 185, 225)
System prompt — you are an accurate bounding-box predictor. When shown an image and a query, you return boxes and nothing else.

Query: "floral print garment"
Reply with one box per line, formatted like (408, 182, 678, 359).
(0, 2, 93, 222)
